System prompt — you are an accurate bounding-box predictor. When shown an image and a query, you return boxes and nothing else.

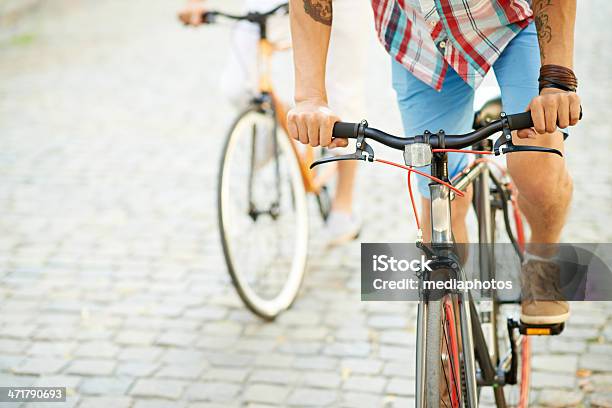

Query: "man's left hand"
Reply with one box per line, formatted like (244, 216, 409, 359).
(517, 88, 581, 138)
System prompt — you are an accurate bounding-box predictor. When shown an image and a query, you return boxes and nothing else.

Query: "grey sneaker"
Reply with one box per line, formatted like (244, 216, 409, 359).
(322, 211, 361, 249)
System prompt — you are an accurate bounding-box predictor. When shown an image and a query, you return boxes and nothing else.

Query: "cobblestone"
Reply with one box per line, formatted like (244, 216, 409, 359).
(243, 384, 290, 404)
(0, 0, 611, 406)
(131, 378, 187, 399)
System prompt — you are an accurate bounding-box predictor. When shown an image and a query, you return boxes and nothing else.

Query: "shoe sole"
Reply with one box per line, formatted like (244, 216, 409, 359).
(520, 310, 570, 325)
(325, 228, 361, 250)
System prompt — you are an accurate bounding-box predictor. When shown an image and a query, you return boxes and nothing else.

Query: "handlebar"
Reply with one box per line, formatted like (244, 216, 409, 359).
(203, 3, 288, 24)
(331, 111, 535, 151)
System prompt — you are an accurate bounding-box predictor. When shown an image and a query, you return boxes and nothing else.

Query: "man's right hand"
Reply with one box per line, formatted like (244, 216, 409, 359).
(178, 0, 206, 26)
(287, 99, 345, 148)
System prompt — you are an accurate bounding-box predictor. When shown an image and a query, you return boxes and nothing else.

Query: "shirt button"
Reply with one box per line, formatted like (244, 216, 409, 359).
(439, 40, 446, 49)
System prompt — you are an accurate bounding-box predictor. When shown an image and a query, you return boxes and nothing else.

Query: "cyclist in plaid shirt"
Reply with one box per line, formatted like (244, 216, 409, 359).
(287, 0, 582, 326)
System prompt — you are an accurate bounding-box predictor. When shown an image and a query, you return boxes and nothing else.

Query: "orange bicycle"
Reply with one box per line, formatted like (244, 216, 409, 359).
(205, 4, 335, 319)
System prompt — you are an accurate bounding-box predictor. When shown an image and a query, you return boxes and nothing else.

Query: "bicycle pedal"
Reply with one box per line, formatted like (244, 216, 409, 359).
(518, 321, 565, 336)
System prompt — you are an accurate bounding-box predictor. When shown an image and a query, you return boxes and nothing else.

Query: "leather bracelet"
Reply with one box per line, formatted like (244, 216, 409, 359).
(539, 64, 578, 93)
(539, 77, 577, 92)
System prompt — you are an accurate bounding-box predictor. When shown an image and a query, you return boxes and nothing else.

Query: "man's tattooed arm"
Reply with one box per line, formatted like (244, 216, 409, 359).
(303, 0, 332, 26)
(533, 0, 553, 60)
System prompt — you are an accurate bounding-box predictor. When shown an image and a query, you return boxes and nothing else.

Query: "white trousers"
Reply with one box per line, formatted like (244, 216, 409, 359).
(220, 0, 372, 121)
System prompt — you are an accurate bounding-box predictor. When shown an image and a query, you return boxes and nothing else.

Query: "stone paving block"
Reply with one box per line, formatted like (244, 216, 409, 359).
(538, 389, 583, 407)
(161, 349, 206, 364)
(117, 346, 164, 361)
(116, 362, 159, 377)
(33, 326, 77, 341)
(115, 330, 158, 346)
(549, 338, 588, 354)
(0, 354, 24, 370)
(386, 377, 415, 396)
(184, 305, 228, 320)
(385, 396, 416, 407)
(35, 374, 82, 389)
(277, 310, 321, 326)
(156, 363, 206, 380)
(2, 324, 36, 339)
(334, 327, 370, 342)
(301, 370, 342, 389)
(532, 354, 579, 374)
(341, 391, 384, 408)
(252, 353, 294, 369)
(78, 396, 132, 408)
(531, 371, 577, 389)
(323, 342, 370, 358)
(27, 341, 76, 357)
(249, 369, 297, 385)
(202, 367, 249, 383)
(205, 352, 253, 367)
(201, 321, 242, 337)
(343, 375, 387, 393)
(234, 338, 277, 353)
(79, 376, 133, 395)
(378, 330, 415, 346)
(589, 343, 612, 355)
(580, 354, 612, 372)
(12, 357, 68, 375)
(133, 399, 188, 408)
(131, 378, 186, 400)
(0, 338, 28, 353)
(244, 384, 290, 404)
(590, 392, 612, 408)
(65, 359, 116, 376)
(383, 359, 416, 378)
(341, 358, 383, 375)
(287, 387, 338, 406)
(156, 331, 198, 347)
(185, 382, 240, 402)
(74, 341, 119, 359)
(367, 315, 407, 330)
(293, 356, 338, 371)
(379, 345, 412, 362)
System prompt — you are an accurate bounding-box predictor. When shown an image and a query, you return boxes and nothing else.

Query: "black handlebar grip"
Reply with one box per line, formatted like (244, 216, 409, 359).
(506, 112, 534, 131)
(506, 106, 583, 131)
(202, 12, 216, 24)
(332, 122, 360, 139)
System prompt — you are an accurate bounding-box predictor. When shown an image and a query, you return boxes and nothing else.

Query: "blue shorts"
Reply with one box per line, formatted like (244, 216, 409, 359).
(392, 22, 540, 198)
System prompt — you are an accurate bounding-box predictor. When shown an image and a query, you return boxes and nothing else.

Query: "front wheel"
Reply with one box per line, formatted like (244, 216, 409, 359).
(217, 108, 309, 319)
(425, 294, 465, 408)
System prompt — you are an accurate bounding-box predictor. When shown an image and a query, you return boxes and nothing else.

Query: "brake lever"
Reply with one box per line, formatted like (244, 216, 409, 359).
(498, 144, 562, 156)
(310, 121, 375, 169)
(493, 113, 563, 157)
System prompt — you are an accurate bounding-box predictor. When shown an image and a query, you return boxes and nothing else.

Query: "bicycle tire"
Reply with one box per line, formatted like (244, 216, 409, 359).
(425, 293, 464, 408)
(217, 107, 308, 320)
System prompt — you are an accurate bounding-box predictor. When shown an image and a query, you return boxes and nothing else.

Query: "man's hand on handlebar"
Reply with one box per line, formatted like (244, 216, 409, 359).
(287, 99, 344, 148)
(518, 88, 582, 139)
(178, 0, 206, 26)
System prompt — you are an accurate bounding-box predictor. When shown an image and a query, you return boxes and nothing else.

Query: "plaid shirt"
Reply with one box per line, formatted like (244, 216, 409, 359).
(372, 0, 533, 90)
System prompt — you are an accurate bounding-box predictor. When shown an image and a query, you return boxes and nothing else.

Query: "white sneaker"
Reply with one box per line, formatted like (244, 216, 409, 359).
(323, 211, 361, 249)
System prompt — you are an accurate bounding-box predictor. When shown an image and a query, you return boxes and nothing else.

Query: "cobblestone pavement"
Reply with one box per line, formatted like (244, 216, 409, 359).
(1, 1, 612, 407)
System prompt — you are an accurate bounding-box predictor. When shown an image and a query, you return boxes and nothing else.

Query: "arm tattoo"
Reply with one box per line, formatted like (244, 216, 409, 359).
(533, 0, 553, 60)
(303, 0, 332, 26)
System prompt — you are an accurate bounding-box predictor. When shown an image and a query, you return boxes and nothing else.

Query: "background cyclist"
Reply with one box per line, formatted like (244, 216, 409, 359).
(179, 0, 372, 248)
